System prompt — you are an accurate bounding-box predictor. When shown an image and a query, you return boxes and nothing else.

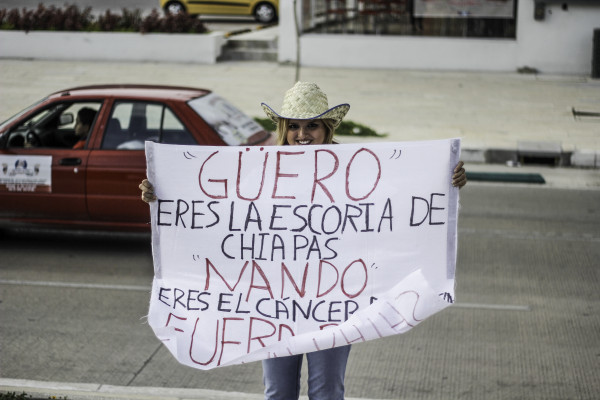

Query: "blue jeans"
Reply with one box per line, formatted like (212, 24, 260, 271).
(262, 345, 351, 400)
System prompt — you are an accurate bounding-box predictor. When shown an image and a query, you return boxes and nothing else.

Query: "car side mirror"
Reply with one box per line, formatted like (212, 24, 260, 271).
(59, 113, 74, 126)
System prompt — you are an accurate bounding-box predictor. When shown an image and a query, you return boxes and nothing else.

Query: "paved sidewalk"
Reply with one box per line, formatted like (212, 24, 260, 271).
(0, 58, 598, 167)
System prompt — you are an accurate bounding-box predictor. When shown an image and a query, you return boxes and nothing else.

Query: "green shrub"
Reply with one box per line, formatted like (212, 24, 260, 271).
(0, 392, 68, 399)
(254, 117, 277, 132)
(0, 3, 207, 34)
(336, 120, 387, 137)
(140, 9, 208, 34)
(0, 392, 31, 400)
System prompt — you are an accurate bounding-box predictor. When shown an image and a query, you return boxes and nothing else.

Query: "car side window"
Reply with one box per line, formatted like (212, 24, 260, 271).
(161, 108, 197, 145)
(101, 101, 196, 150)
(7, 102, 101, 149)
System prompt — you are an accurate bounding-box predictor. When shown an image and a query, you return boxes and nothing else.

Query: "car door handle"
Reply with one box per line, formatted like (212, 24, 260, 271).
(60, 158, 82, 166)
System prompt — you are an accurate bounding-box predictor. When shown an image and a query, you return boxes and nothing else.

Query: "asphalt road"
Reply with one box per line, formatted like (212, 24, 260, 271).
(1, 181, 599, 399)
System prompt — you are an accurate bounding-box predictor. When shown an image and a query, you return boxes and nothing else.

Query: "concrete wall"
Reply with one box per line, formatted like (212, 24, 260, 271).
(516, 1, 599, 74)
(301, 35, 519, 71)
(0, 31, 226, 64)
(279, 0, 600, 74)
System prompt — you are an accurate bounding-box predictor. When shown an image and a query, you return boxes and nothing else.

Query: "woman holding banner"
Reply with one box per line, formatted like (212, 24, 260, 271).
(140, 81, 467, 399)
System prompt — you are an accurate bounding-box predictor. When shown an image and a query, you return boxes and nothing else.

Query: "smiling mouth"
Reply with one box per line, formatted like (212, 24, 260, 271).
(296, 139, 312, 145)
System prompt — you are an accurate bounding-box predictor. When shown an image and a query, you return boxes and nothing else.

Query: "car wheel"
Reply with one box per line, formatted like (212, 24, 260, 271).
(164, 1, 186, 15)
(254, 2, 277, 23)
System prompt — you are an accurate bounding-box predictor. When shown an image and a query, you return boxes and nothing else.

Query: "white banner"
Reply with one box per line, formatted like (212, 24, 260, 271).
(146, 139, 460, 370)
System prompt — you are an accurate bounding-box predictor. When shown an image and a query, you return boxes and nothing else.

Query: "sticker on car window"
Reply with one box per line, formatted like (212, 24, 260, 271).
(0, 155, 52, 193)
(187, 93, 263, 146)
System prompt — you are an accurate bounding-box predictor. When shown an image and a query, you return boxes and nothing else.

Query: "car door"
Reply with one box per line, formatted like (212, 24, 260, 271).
(189, 0, 251, 16)
(0, 101, 103, 222)
(86, 99, 199, 227)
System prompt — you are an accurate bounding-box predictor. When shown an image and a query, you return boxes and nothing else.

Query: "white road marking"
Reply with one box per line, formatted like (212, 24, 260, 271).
(452, 302, 531, 311)
(0, 279, 530, 311)
(0, 279, 150, 292)
(459, 227, 600, 242)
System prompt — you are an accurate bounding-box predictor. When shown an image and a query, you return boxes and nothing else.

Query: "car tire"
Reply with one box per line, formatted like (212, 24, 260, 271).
(254, 2, 277, 23)
(164, 1, 186, 15)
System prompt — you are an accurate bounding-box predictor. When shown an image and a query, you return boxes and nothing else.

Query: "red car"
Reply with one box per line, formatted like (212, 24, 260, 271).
(0, 85, 275, 231)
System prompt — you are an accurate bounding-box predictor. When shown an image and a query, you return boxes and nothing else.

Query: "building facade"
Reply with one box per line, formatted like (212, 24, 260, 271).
(278, 0, 600, 74)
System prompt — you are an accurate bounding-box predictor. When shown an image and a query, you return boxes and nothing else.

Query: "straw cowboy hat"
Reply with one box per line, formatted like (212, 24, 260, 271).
(261, 82, 350, 128)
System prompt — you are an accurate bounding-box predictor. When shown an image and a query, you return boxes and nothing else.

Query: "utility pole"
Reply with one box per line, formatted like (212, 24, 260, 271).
(293, 0, 301, 82)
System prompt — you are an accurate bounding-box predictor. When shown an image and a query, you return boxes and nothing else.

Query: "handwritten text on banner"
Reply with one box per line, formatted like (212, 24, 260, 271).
(146, 139, 460, 369)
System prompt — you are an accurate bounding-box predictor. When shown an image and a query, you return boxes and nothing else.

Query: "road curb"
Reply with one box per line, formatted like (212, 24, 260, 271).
(462, 147, 600, 169)
(0, 379, 391, 400)
(0, 379, 262, 400)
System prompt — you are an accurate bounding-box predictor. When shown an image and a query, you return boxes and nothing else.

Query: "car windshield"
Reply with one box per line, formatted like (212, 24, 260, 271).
(187, 93, 264, 146)
(0, 97, 48, 132)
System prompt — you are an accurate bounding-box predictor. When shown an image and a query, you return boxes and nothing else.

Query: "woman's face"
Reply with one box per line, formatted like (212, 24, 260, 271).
(286, 119, 326, 145)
